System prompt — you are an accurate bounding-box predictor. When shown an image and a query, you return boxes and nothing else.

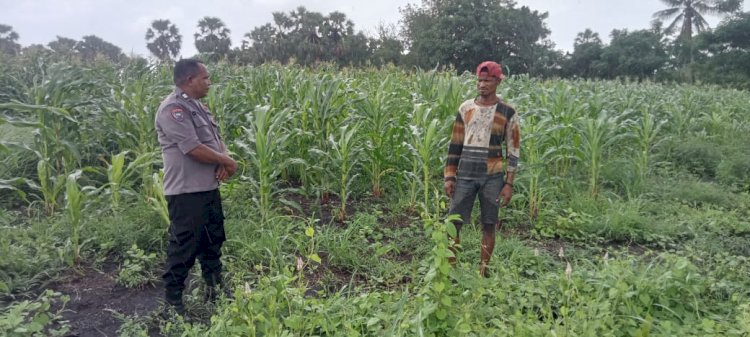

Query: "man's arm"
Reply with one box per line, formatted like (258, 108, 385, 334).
(499, 113, 520, 205)
(187, 144, 235, 167)
(505, 113, 520, 179)
(444, 111, 465, 197)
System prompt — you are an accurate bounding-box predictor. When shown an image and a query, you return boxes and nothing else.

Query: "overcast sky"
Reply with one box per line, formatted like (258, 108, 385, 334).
(1, 0, 745, 57)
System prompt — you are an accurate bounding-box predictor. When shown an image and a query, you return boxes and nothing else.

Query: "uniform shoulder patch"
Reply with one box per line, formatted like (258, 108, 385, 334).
(170, 107, 185, 122)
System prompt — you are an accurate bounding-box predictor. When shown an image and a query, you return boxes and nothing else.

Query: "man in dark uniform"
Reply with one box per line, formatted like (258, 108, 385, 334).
(155, 59, 237, 315)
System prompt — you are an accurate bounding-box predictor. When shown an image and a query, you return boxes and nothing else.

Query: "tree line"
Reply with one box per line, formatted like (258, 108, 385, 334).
(1, 0, 749, 88)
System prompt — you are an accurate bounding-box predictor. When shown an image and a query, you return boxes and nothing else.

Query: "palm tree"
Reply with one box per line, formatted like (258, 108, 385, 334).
(574, 28, 601, 45)
(653, 0, 741, 39)
(194, 16, 232, 60)
(653, 0, 741, 64)
(146, 19, 182, 61)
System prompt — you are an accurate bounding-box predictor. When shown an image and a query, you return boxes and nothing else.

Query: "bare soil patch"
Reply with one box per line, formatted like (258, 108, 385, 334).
(50, 263, 162, 337)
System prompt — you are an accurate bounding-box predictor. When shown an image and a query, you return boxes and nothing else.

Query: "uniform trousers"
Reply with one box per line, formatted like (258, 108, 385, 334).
(163, 189, 225, 296)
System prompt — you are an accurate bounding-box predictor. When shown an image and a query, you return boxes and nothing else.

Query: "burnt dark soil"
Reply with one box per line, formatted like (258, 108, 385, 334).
(49, 262, 162, 337)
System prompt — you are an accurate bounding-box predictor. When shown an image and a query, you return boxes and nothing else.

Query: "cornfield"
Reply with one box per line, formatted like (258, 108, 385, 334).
(1, 60, 750, 336)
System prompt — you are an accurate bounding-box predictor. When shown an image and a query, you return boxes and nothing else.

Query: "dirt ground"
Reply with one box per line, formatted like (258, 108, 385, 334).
(50, 263, 162, 337)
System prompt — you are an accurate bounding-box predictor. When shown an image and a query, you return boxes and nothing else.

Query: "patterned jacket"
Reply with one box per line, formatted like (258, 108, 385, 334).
(444, 97, 520, 181)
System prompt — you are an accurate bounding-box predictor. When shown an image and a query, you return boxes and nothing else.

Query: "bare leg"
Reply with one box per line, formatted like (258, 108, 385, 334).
(448, 221, 462, 266)
(479, 223, 496, 277)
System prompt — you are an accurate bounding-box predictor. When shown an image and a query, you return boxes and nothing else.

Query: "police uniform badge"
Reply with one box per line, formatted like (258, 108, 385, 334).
(171, 107, 185, 122)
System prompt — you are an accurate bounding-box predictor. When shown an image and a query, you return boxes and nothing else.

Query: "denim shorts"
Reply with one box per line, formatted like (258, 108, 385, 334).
(448, 175, 505, 225)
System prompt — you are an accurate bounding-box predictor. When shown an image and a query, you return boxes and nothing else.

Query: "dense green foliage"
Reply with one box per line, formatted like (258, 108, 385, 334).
(400, 0, 553, 74)
(0, 58, 749, 336)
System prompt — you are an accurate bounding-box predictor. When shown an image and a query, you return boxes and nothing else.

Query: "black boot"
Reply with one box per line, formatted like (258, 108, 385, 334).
(164, 290, 188, 321)
(204, 274, 232, 303)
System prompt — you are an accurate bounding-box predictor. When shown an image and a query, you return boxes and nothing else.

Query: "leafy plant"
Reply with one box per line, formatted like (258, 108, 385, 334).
(64, 170, 86, 265)
(311, 124, 361, 221)
(235, 105, 301, 223)
(95, 150, 158, 211)
(117, 244, 159, 288)
(0, 289, 70, 337)
(147, 170, 170, 226)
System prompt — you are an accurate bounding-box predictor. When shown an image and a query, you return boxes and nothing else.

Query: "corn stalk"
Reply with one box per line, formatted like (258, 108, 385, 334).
(630, 109, 667, 195)
(355, 77, 406, 198)
(407, 104, 448, 218)
(96, 150, 159, 211)
(575, 109, 627, 198)
(236, 105, 301, 224)
(65, 170, 86, 266)
(147, 170, 170, 226)
(311, 124, 361, 222)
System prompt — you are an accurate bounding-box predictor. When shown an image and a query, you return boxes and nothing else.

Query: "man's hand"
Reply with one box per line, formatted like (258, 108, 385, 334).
(215, 166, 229, 182)
(215, 155, 238, 182)
(498, 184, 513, 206)
(222, 156, 238, 177)
(444, 180, 456, 198)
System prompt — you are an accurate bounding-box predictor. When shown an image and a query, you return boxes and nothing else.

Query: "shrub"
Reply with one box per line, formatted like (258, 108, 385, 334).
(117, 244, 159, 288)
(671, 139, 723, 179)
(717, 153, 750, 192)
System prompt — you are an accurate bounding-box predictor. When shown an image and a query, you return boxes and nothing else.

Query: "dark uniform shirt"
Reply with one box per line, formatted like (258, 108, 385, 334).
(155, 88, 223, 195)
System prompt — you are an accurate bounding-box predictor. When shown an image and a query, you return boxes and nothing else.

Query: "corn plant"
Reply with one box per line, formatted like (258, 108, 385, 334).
(666, 92, 699, 137)
(519, 113, 555, 220)
(575, 109, 627, 198)
(147, 170, 170, 226)
(104, 66, 166, 156)
(0, 143, 67, 214)
(0, 102, 80, 178)
(205, 80, 243, 141)
(35, 159, 68, 215)
(235, 105, 301, 224)
(355, 77, 407, 198)
(406, 104, 448, 217)
(630, 108, 668, 195)
(415, 70, 470, 119)
(64, 170, 85, 266)
(291, 75, 350, 192)
(0, 63, 92, 173)
(95, 151, 158, 211)
(547, 84, 588, 178)
(0, 65, 93, 213)
(311, 124, 361, 222)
